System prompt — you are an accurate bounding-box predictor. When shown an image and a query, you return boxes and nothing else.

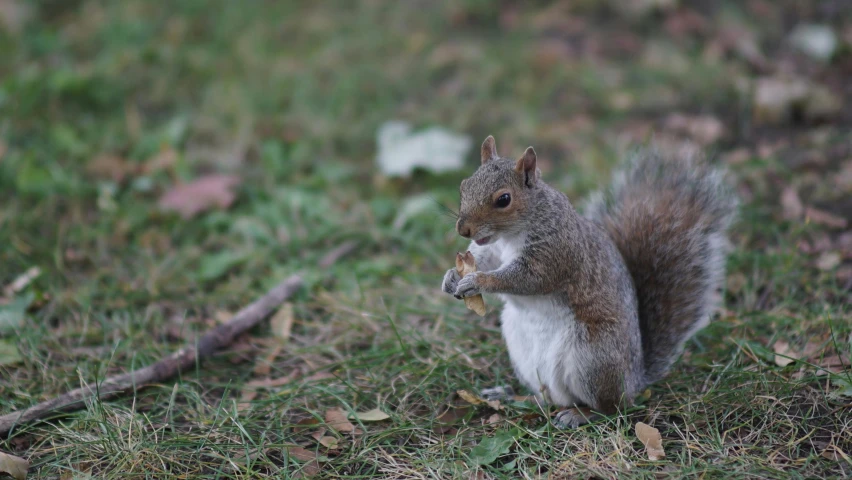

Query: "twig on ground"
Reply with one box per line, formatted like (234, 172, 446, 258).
(318, 240, 359, 268)
(0, 275, 303, 437)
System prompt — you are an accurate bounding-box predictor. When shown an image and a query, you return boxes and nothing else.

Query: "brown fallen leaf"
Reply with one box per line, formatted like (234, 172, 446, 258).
(435, 405, 473, 426)
(237, 389, 258, 411)
(635, 422, 665, 461)
(348, 408, 390, 422)
(270, 303, 295, 342)
(315, 435, 339, 450)
(485, 413, 502, 425)
(780, 186, 804, 220)
(245, 372, 298, 389)
(821, 445, 850, 462)
(252, 343, 283, 376)
(815, 354, 850, 375)
(773, 340, 799, 367)
(285, 446, 320, 477)
(86, 154, 139, 183)
(663, 113, 725, 146)
(325, 407, 355, 434)
(805, 207, 848, 229)
(144, 147, 178, 174)
(456, 252, 486, 316)
(158, 174, 240, 219)
(0, 451, 28, 480)
(293, 417, 321, 433)
(457, 390, 503, 411)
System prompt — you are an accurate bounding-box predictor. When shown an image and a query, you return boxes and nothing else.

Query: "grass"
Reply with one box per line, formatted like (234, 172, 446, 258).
(1, 0, 851, 478)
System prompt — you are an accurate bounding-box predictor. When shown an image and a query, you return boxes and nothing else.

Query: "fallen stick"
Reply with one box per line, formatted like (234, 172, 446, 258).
(0, 275, 303, 437)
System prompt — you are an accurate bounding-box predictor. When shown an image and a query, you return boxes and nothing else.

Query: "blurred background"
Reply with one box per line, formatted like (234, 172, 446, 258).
(1, 0, 851, 477)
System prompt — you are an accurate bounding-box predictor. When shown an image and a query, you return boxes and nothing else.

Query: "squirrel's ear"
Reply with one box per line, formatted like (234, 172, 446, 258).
(515, 146, 537, 187)
(481, 135, 498, 164)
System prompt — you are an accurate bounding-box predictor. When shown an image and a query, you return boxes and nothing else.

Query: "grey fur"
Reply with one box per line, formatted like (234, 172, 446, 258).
(441, 139, 737, 424)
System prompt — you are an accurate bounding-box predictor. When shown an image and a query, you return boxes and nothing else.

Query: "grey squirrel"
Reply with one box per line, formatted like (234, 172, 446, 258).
(441, 135, 736, 428)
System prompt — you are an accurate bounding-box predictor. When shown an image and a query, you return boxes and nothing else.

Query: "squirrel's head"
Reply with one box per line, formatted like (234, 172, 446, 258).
(456, 135, 541, 245)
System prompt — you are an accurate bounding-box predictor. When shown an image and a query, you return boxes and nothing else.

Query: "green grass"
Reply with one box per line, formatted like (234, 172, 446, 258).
(2, 0, 851, 478)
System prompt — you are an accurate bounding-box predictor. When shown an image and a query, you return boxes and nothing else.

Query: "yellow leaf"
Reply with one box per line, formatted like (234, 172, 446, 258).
(348, 408, 390, 422)
(457, 390, 484, 406)
(270, 303, 294, 342)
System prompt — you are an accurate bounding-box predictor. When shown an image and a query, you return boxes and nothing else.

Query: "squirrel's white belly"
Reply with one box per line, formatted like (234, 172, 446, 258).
(499, 295, 582, 407)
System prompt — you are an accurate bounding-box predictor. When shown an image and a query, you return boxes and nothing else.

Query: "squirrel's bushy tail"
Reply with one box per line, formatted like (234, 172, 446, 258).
(584, 148, 737, 384)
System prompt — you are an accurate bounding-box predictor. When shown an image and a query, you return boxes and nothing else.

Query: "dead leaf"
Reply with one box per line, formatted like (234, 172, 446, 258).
(237, 389, 258, 411)
(457, 390, 502, 410)
(2, 267, 40, 298)
(86, 154, 138, 183)
(294, 417, 321, 433)
(144, 147, 178, 174)
(252, 344, 283, 376)
(723, 148, 751, 165)
(635, 422, 665, 461)
(270, 303, 294, 342)
(436, 405, 473, 425)
(815, 354, 850, 375)
(805, 207, 848, 229)
(821, 445, 849, 461)
(835, 160, 852, 193)
(0, 451, 28, 480)
(486, 414, 502, 425)
(213, 310, 232, 325)
(158, 174, 240, 219)
(781, 186, 804, 220)
(286, 446, 321, 477)
(348, 408, 390, 422)
(664, 113, 725, 145)
(315, 435, 339, 450)
(773, 340, 799, 367)
(789, 24, 838, 62)
(286, 446, 316, 462)
(457, 390, 485, 406)
(816, 252, 842, 271)
(0, 0, 32, 35)
(325, 407, 355, 434)
(245, 372, 298, 389)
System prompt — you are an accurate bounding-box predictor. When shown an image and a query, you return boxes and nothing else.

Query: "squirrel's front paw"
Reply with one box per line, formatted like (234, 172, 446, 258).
(441, 268, 461, 296)
(454, 272, 481, 299)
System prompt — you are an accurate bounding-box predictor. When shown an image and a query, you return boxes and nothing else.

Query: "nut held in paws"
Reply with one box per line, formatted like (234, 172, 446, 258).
(455, 251, 486, 316)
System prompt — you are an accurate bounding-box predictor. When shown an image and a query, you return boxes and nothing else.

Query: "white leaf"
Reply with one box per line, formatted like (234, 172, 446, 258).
(376, 121, 472, 177)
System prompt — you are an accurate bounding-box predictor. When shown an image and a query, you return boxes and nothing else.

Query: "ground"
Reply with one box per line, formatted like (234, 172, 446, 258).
(1, 1, 851, 478)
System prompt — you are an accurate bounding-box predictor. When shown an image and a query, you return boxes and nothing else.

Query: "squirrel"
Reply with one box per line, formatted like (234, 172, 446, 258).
(441, 135, 737, 428)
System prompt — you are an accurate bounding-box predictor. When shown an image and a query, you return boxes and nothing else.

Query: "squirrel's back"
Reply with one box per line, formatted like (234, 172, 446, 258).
(584, 148, 737, 384)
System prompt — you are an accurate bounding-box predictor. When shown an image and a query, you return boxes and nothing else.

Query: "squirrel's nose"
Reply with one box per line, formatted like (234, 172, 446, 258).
(457, 219, 472, 238)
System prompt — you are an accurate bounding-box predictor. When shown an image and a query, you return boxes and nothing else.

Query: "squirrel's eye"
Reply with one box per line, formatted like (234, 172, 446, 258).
(495, 193, 511, 208)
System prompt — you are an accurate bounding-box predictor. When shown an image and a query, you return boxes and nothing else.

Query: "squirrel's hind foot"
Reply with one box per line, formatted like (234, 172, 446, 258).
(554, 407, 600, 429)
(480, 386, 514, 402)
